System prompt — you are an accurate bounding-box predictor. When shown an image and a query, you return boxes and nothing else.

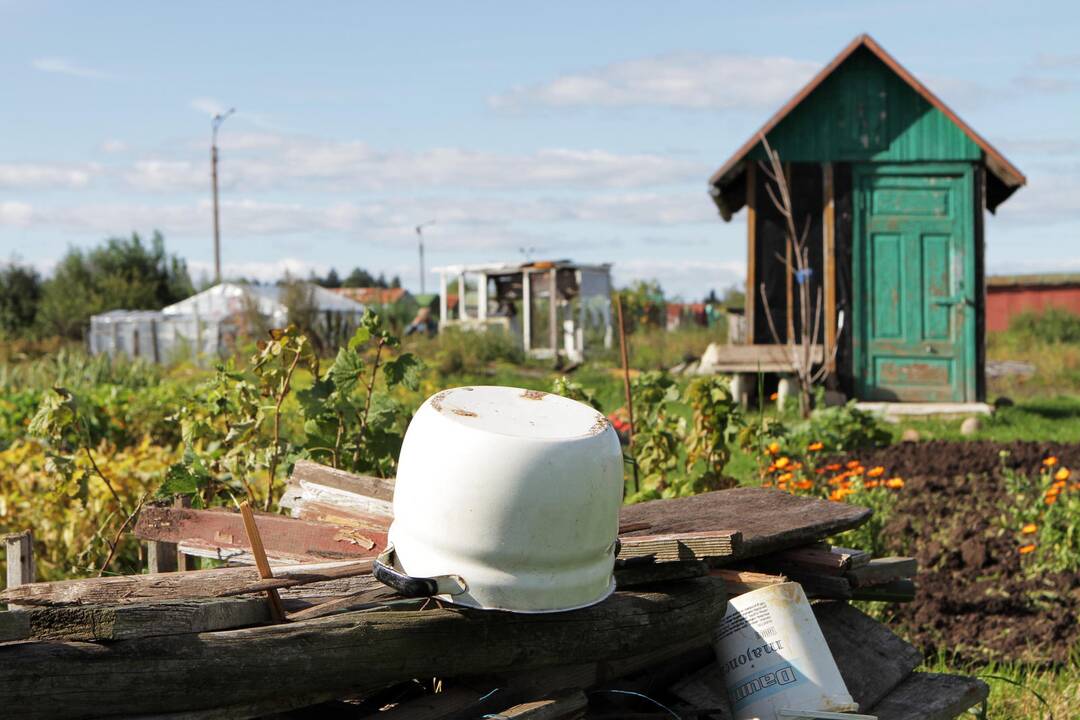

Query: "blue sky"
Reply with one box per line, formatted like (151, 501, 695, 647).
(2, 1, 1078, 298)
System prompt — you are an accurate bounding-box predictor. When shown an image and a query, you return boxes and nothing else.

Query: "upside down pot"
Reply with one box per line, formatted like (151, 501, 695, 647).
(378, 385, 623, 613)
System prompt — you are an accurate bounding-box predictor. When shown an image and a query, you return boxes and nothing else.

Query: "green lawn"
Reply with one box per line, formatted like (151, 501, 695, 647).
(888, 396, 1080, 443)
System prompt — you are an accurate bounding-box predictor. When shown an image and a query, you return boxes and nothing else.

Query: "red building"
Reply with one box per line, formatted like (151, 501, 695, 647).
(986, 274, 1080, 333)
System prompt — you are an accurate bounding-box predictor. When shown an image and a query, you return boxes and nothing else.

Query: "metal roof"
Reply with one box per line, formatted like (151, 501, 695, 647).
(433, 259, 612, 276)
(708, 34, 1026, 218)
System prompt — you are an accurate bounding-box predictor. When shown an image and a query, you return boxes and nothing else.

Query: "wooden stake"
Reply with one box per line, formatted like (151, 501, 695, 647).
(239, 502, 286, 623)
(614, 293, 638, 493)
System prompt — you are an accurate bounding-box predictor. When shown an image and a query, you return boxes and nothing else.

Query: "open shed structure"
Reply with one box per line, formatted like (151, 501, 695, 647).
(709, 34, 1025, 403)
(434, 260, 613, 363)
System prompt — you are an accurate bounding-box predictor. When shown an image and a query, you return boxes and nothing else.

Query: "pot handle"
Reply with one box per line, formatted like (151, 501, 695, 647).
(373, 545, 467, 598)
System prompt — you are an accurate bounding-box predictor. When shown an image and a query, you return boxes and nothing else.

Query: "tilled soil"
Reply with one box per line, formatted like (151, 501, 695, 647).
(836, 440, 1080, 664)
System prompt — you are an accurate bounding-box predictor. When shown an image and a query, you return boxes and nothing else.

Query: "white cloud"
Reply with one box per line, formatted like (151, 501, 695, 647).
(997, 171, 1080, 224)
(101, 139, 128, 153)
(121, 134, 706, 193)
(187, 257, 332, 282)
(0, 201, 34, 227)
(490, 53, 820, 110)
(0, 163, 98, 189)
(32, 57, 111, 80)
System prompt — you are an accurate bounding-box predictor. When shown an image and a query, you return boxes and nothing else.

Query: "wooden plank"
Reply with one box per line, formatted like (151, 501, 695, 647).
(5, 531, 35, 589)
(133, 505, 387, 564)
(0, 611, 29, 643)
(823, 161, 837, 372)
(23, 598, 272, 641)
(289, 460, 395, 503)
(770, 543, 870, 573)
(619, 487, 871, 560)
(815, 601, 923, 711)
(239, 501, 286, 623)
(494, 689, 588, 719)
(709, 568, 785, 595)
(280, 461, 395, 530)
(850, 578, 916, 602)
(746, 160, 757, 342)
(615, 561, 708, 589)
(869, 672, 989, 720)
(0, 560, 376, 607)
(0, 578, 727, 720)
(846, 557, 917, 587)
(618, 531, 741, 563)
(668, 663, 734, 720)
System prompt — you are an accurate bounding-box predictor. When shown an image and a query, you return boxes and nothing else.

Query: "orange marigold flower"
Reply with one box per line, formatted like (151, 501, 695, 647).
(867, 466, 886, 478)
(777, 472, 794, 483)
(791, 462, 803, 471)
(1045, 494, 1058, 506)
(1018, 544, 1037, 555)
(769, 391, 779, 401)
(1047, 485, 1061, 496)
(795, 480, 813, 490)
(825, 463, 842, 472)
(828, 476, 845, 486)
(1043, 456, 1058, 467)
(885, 477, 905, 489)
(1021, 523, 1037, 534)
(762, 481, 774, 488)
(775, 457, 791, 469)
(766, 464, 777, 473)
(864, 480, 880, 489)
(766, 441, 781, 455)
(852, 466, 866, 476)
(807, 441, 824, 452)
(1054, 467, 1070, 482)
(815, 468, 826, 475)
(846, 460, 860, 469)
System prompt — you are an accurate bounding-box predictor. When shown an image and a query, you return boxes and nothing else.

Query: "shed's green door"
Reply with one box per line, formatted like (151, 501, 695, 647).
(853, 164, 975, 402)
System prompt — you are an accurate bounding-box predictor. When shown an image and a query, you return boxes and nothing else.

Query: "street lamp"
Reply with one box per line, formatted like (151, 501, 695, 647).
(415, 219, 436, 294)
(211, 108, 235, 285)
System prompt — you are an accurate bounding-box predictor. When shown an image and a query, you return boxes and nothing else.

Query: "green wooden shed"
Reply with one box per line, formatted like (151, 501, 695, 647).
(709, 34, 1025, 403)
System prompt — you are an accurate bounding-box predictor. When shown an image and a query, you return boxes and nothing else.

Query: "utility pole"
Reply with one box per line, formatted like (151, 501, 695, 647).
(415, 220, 436, 294)
(211, 108, 235, 285)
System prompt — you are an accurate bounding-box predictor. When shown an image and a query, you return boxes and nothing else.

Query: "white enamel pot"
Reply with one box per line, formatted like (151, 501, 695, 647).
(377, 385, 624, 613)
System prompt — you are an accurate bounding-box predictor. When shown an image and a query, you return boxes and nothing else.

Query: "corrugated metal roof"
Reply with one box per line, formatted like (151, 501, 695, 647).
(161, 282, 364, 320)
(709, 34, 1025, 219)
(332, 287, 411, 305)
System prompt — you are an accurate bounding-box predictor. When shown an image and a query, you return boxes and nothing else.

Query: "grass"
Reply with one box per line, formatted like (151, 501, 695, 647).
(889, 395, 1080, 443)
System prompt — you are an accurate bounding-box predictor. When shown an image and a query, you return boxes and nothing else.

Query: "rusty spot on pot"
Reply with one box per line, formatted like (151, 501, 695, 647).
(452, 408, 478, 418)
(589, 414, 610, 435)
(521, 389, 547, 401)
(430, 391, 449, 412)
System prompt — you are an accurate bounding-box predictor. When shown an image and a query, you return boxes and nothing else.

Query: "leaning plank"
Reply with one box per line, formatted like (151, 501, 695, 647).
(133, 506, 387, 565)
(618, 531, 741, 563)
(493, 689, 589, 719)
(24, 597, 271, 641)
(0, 578, 726, 720)
(0, 611, 29, 643)
(0, 560, 375, 607)
(869, 672, 989, 720)
(815, 601, 923, 711)
(618, 488, 871, 560)
(846, 557, 918, 587)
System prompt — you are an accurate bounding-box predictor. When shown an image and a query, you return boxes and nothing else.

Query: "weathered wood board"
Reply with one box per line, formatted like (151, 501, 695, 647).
(619, 488, 871, 559)
(846, 556, 918, 587)
(0, 560, 376, 607)
(280, 460, 394, 531)
(815, 601, 923, 711)
(0, 611, 29, 643)
(618, 531, 742, 563)
(869, 672, 989, 720)
(0, 578, 726, 720)
(133, 505, 387, 564)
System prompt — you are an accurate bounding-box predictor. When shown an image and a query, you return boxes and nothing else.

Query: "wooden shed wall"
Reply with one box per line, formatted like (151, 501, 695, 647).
(748, 47, 982, 165)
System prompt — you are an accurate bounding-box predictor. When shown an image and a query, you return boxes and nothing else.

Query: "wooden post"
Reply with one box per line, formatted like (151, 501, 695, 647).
(438, 271, 448, 330)
(823, 162, 837, 373)
(522, 270, 532, 353)
(239, 502, 286, 623)
(457, 273, 467, 320)
(745, 161, 757, 344)
(147, 496, 197, 573)
(5, 531, 35, 592)
(615, 294, 638, 494)
(549, 269, 558, 361)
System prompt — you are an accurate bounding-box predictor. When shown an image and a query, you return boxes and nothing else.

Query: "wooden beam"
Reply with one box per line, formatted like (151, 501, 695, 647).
(614, 561, 707, 589)
(0, 560, 376, 607)
(823, 162, 837, 372)
(23, 598, 273, 642)
(850, 578, 916, 602)
(745, 162, 757, 343)
(133, 505, 387, 565)
(239, 501, 286, 623)
(0, 579, 727, 720)
(845, 557, 917, 588)
(0, 611, 29, 643)
(767, 543, 870, 575)
(5, 531, 35, 590)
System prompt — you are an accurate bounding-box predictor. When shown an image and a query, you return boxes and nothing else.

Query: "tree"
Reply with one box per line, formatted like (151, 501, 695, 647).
(320, 268, 342, 288)
(390, 275, 402, 289)
(342, 267, 377, 288)
(38, 232, 194, 339)
(0, 261, 42, 337)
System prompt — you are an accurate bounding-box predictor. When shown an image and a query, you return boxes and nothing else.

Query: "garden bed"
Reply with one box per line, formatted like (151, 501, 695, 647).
(835, 440, 1080, 663)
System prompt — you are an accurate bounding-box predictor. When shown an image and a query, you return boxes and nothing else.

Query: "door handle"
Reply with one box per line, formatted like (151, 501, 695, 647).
(931, 295, 966, 306)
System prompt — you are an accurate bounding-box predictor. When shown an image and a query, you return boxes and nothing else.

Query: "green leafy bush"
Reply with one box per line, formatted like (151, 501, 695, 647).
(1007, 307, 1080, 345)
